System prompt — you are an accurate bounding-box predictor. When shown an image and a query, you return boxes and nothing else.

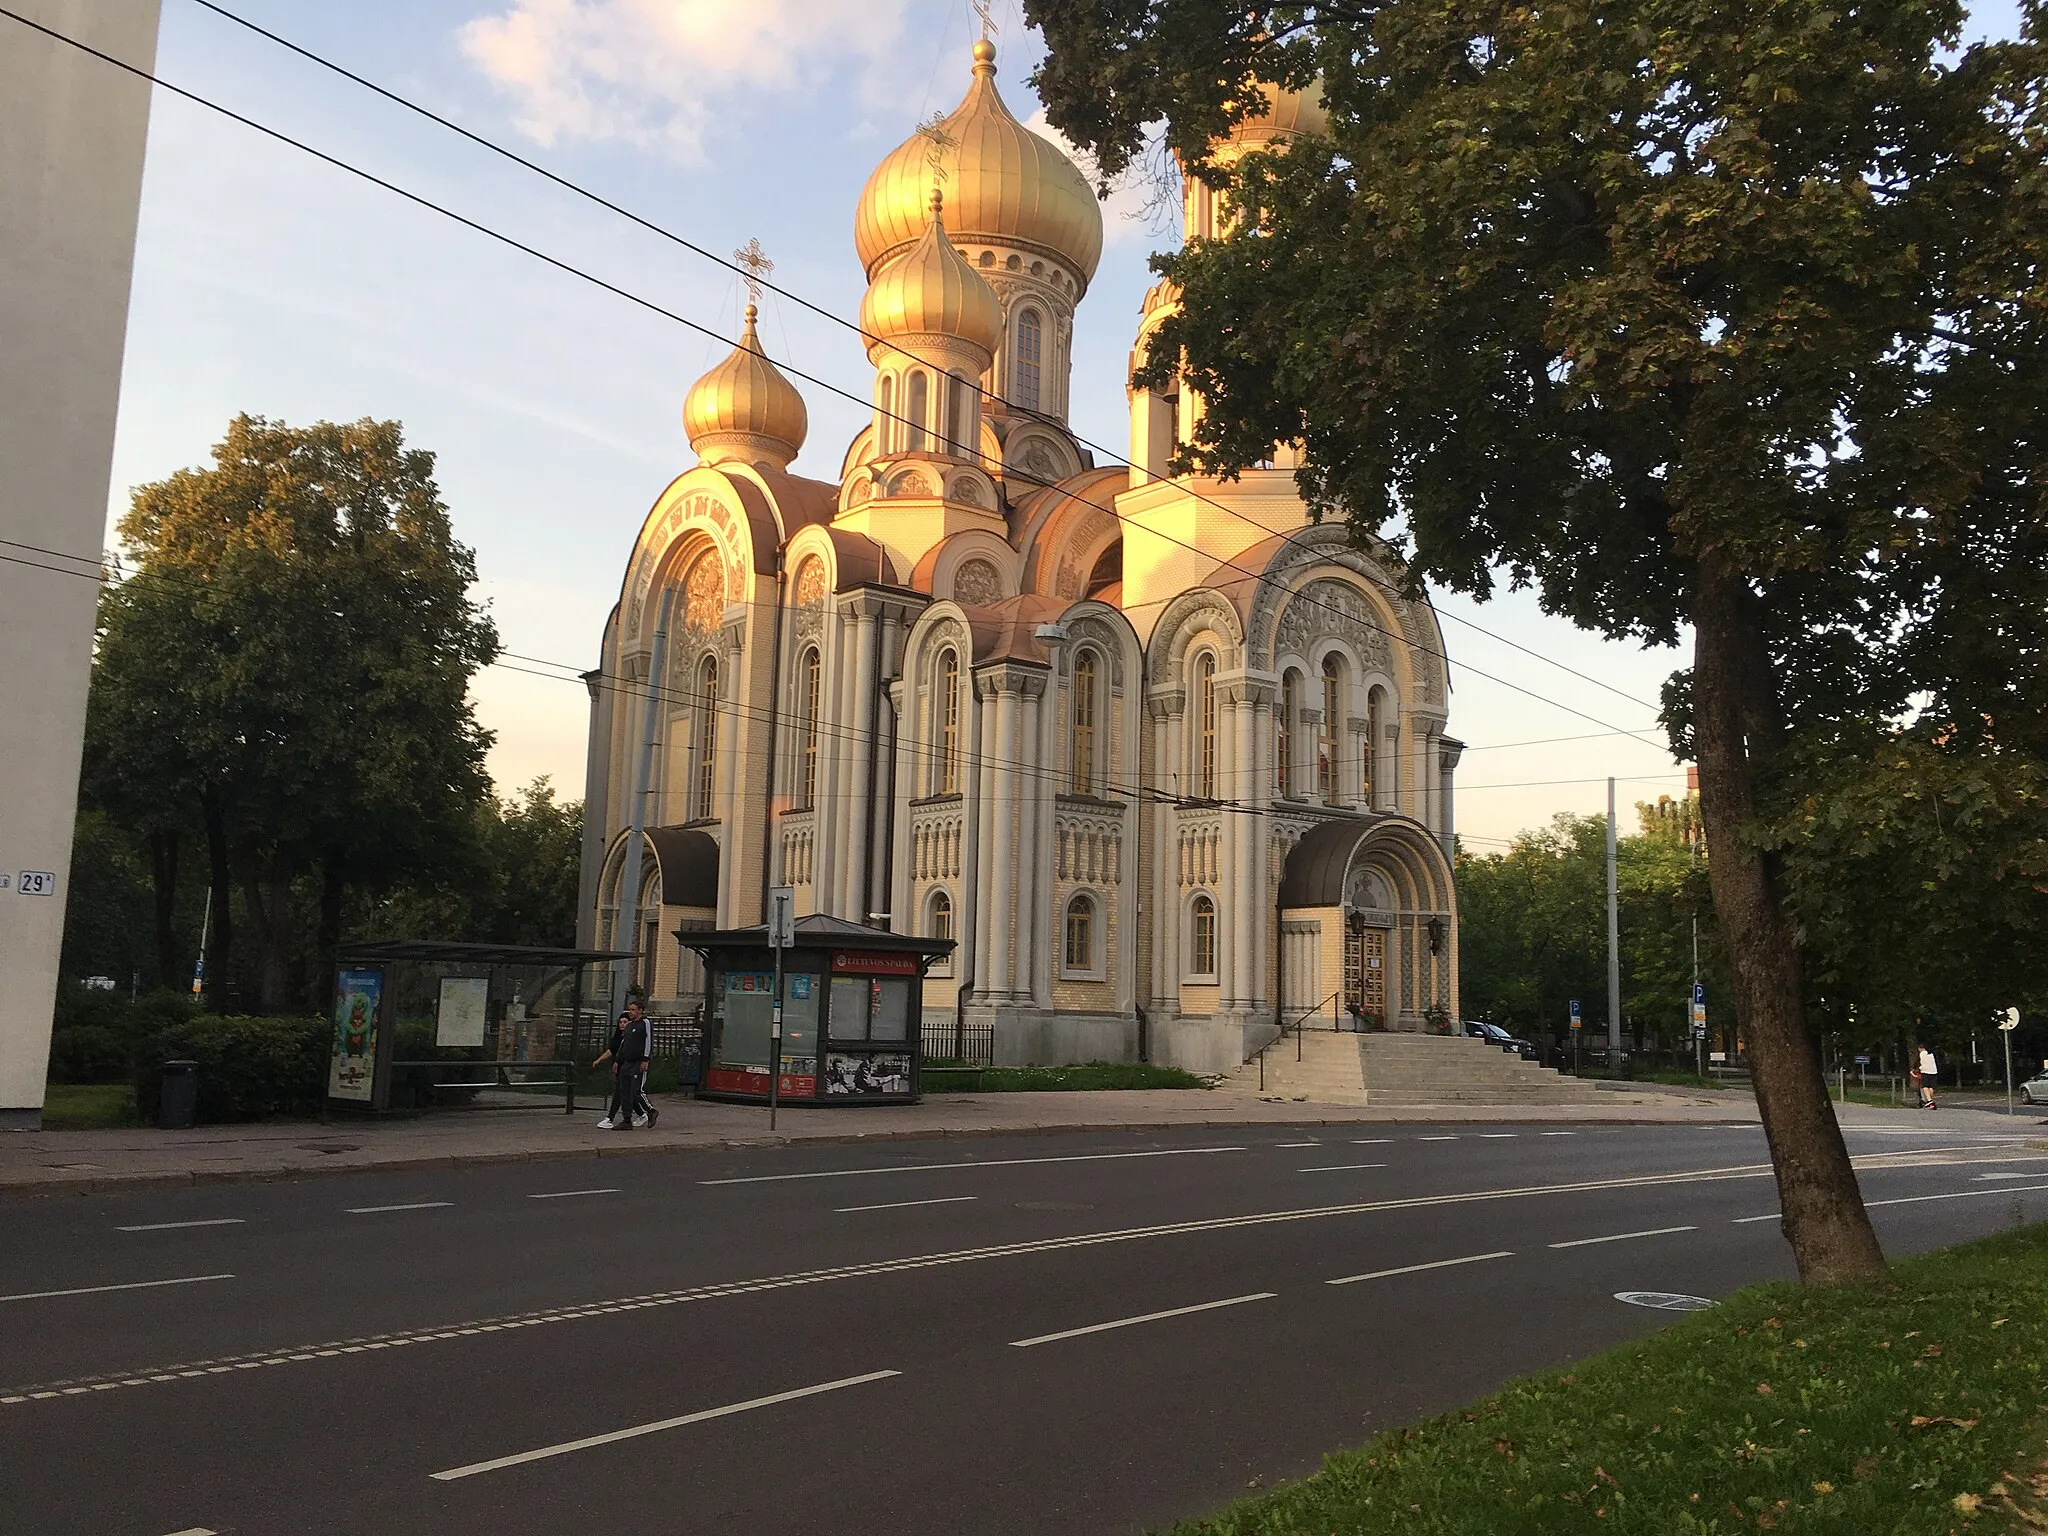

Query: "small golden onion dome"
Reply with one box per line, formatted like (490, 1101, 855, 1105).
(682, 303, 808, 468)
(858, 194, 1004, 357)
(1227, 79, 1329, 145)
(854, 39, 1103, 286)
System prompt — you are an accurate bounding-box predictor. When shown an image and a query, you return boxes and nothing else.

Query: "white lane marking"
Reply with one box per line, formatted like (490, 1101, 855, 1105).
(834, 1196, 979, 1214)
(1867, 1181, 2048, 1210)
(430, 1370, 901, 1480)
(0, 1274, 233, 1304)
(1541, 1131, 1577, 1136)
(1350, 1138, 1394, 1145)
(160, 1528, 217, 1535)
(1477, 1133, 1518, 1139)
(1298, 1163, 1389, 1174)
(1732, 1212, 1781, 1224)
(0, 1157, 1803, 1407)
(1275, 1141, 1320, 1148)
(1010, 1292, 1275, 1348)
(1328, 1250, 1514, 1286)
(1418, 1135, 1458, 1142)
(1549, 1225, 1697, 1249)
(700, 1146, 1244, 1185)
(527, 1189, 622, 1200)
(346, 1202, 454, 1214)
(1976, 1172, 2032, 1181)
(116, 1219, 245, 1233)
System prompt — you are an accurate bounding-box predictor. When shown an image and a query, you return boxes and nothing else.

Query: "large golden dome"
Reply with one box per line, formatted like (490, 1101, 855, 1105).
(683, 303, 808, 468)
(858, 195, 1004, 357)
(1228, 79, 1329, 146)
(854, 39, 1103, 286)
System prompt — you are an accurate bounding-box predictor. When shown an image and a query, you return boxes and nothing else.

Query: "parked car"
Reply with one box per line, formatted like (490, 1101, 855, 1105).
(2022, 1071, 2048, 1106)
(1464, 1020, 1541, 1062)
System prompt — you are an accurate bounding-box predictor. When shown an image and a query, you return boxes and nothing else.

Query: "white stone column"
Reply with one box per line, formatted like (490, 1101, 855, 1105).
(1247, 684, 1273, 1016)
(1018, 676, 1048, 1009)
(1146, 694, 1178, 1012)
(988, 681, 1020, 1000)
(964, 672, 994, 1003)
(843, 601, 879, 918)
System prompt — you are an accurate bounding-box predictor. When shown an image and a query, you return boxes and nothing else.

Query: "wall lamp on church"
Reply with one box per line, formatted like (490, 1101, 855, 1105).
(1426, 916, 1447, 955)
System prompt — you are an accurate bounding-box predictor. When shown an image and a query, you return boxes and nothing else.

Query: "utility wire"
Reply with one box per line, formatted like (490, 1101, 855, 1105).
(1, 4, 1670, 757)
(174, 0, 1661, 716)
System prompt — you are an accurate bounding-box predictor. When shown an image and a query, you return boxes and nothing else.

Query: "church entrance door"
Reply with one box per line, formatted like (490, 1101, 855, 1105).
(1343, 926, 1388, 1025)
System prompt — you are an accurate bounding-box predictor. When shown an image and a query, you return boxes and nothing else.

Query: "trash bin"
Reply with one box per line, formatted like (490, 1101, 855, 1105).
(158, 1060, 199, 1130)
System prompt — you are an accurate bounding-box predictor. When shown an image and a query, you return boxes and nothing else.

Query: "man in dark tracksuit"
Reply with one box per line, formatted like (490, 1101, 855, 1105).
(595, 1001, 658, 1129)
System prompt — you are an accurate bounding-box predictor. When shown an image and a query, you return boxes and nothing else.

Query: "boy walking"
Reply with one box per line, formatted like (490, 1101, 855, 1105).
(595, 1000, 658, 1129)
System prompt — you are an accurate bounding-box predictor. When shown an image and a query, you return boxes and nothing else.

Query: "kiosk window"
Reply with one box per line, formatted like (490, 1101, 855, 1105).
(871, 978, 911, 1041)
(829, 976, 870, 1040)
(718, 971, 776, 1066)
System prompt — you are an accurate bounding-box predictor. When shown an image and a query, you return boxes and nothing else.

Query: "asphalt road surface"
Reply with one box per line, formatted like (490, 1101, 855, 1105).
(3, 1117, 2044, 1535)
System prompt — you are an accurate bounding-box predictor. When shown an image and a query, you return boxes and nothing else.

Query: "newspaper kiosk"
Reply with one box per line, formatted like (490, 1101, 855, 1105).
(683, 913, 952, 1106)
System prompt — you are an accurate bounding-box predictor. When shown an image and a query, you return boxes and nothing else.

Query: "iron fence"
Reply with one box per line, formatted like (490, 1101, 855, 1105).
(923, 1015, 995, 1067)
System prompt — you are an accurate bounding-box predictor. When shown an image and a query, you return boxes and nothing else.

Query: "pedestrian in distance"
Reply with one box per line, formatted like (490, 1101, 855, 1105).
(1918, 1044, 1940, 1110)
(594, 999, 658, 1130)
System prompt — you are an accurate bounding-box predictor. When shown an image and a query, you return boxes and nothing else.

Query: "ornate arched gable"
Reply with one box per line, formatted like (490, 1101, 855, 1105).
(1147, 586, 1246, 683)
(1018, 468, 1130, 603)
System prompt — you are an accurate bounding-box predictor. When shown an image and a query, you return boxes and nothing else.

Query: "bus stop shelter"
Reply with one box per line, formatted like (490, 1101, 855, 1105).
(682, 914, 953, 1106)
(325, 939, 632, 1115)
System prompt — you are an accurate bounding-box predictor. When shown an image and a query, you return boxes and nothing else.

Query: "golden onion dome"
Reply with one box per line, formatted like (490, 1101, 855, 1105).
(1226, 79, 1330, 147)
(854, 39, 1103, 286)
(682, 303, 808, 468)
(858, 194, 1005, 357)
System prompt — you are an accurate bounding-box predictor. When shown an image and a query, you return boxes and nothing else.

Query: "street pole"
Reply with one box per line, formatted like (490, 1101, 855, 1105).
(2004, 1007, 2021, 1117)
(613, 588, 674, 1012)
(1606, 778, 1622, 1071)
(770, 943, 783, 1132)
(1691, 915, 1701, 1080)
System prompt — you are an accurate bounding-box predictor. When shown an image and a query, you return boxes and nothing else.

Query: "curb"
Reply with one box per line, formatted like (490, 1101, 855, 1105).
(0, 1109, 1760, 1201)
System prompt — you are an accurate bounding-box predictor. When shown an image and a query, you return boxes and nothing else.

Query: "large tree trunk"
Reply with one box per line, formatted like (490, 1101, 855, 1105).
(314, 856, 346, 1012)
(240, 857, 294, 1014)
(148, 828, 180, 990)
(201, 788, 234, 1011)
(1693, 556, 1885, 1284)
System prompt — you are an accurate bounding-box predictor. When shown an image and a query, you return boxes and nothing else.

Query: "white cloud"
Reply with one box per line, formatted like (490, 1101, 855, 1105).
(459, 0, 912, 156)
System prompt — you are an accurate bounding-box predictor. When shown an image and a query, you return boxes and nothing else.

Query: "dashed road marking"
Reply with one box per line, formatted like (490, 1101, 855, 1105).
(1297, 1163, 1388, 1174)
(527, 1189, 621, 1200)
(430, 1370, 902, 1479)
(834, 1196, 979, 1214)
(1550, 1225, 1697, 1249)
(346, 1202, 454, 1214)
(701, 1146, 1245, 1186)
(1010, 1292, 1275, 1349)
(116, 1219, 245, 1233)
(1328, 1251, 1513, 1286)
(0, 1274, 233, 1304)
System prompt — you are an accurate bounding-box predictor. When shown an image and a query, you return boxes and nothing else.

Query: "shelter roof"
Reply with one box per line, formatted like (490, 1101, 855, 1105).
(1276, 816, 1381, 908)
(678, 912, 954, 956)
(337, 939, 632, 966)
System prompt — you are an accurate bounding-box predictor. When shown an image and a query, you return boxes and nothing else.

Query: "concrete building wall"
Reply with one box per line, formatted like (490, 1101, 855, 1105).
(0, 0, 160, 1127)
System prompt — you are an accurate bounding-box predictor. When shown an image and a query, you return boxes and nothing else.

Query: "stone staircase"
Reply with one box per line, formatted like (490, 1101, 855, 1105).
(1219, 1028, 1609, 1106)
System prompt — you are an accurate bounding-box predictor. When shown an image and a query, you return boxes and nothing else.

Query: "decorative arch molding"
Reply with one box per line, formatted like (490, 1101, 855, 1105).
(1240, 524, 1445, 705)
(913, 530, 1021, 606)
(1003, 426, 1082, 488)
(621, 478, 771, 650)
(1148, 587, 1246, 683)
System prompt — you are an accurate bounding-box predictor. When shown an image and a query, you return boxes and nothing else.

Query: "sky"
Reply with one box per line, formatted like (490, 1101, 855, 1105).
(95, 0, 2029, 850)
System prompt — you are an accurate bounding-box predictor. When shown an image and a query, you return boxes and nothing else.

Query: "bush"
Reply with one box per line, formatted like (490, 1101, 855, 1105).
(133, 1014, 327, 1123)
(46, 1024, 134, 1084)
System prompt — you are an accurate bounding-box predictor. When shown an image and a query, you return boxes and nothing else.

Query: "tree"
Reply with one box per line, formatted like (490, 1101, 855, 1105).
(87, 415, 498, 1010)
(1029, 0, 2048, 1281)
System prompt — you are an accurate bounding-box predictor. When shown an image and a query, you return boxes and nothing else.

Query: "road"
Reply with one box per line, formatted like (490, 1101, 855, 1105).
(2, 1116, 2044, 1535)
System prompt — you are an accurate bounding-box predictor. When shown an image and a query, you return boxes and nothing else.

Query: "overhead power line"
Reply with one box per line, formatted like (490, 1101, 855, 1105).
(174, 0, 1662, 716)
(2, 2, 1671, 756)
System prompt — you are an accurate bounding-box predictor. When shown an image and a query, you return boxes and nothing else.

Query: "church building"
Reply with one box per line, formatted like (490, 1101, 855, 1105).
(577, 41, 1462, 1074)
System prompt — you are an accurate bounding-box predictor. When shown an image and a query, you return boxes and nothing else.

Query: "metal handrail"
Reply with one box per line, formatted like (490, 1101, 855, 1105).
(1255, 992, 1342, 1090)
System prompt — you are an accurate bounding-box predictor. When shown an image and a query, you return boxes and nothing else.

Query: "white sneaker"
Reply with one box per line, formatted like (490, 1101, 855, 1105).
(631, 1113, 649, 1129)
(597, 1116, 617, 1130)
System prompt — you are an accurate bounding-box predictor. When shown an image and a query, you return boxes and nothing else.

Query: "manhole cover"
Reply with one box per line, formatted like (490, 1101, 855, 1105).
(1615, 1291, 1715, 1312)
(1014, 1201, 1094, 1211)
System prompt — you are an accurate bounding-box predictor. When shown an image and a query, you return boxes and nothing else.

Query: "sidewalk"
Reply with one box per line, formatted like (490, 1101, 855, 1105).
(0, 1085, 1774, 1198)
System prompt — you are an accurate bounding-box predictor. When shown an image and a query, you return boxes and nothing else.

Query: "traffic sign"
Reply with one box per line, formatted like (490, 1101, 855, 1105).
(1569, 999, 1582, 1031)
(1692, 981, 1706, 1007)
(2001, 1007, 2021, 1031)
(767, 886, 796, 950)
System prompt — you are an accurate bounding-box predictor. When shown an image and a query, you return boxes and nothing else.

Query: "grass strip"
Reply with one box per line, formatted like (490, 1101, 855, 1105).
(923, 1062, 1210, 1092)
(1161, 1222, 2048, 1534)
(39, 1082, 139, 1129)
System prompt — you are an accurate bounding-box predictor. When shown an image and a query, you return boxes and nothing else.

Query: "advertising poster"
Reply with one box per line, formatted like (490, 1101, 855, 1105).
(436, 976, 490, 1048)
(329, 969, 384, 1102)
(824, 1052, 912, 1096)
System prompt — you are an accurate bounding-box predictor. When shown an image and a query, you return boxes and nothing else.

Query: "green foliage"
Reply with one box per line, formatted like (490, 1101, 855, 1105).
(85, 414, 499, 1011)
(1154, 1224, 2048, 1534)
(1457, 815, 1723, 1049)
(39, 1085, 139, 1131)
(131, 1015, 328, 1124)
(46, 1026, 134, 1086)
(922, 1061, 1210, 1092)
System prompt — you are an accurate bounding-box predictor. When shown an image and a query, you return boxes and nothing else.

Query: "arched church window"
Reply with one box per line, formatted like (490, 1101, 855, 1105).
(1189, 894, 1217, 978)
(1070, 648, 1098, 796)
(1014, 309, 1043, 413)
(1365, 687, 1383, 808)
(1197, 653, 1218, 799)
(694, 655, 719, 820)
(935, 648, 960, 795)
(1063, 894, 1095, 972)
(877, 374, 894, 455)
(905, 370, 929, 451)
(949, 371, 978, 458)
(1319, 654, 1341, 804)
(927, 888, 955, 977)
(1278, 671, 1298, 796)
(798, 645, 821, 810)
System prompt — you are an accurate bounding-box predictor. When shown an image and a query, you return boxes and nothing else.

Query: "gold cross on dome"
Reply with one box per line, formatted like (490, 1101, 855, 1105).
(971, 0, 997, 41)
(915, 113, 956, 199)
(733, 237, 774, 304)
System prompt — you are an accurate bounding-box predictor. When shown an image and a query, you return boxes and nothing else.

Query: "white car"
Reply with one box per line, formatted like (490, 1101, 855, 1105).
(2022, 1071, 2048, 1106)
